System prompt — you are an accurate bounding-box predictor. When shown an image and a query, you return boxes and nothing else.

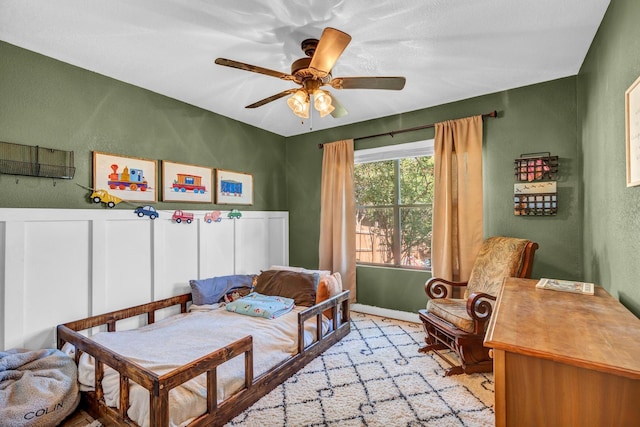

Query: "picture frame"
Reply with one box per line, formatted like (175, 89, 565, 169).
(92, 151, 157, 203)
(625, 75, 640, 187)
(161, 160, 213, 203)
(215, 169, 254, 205)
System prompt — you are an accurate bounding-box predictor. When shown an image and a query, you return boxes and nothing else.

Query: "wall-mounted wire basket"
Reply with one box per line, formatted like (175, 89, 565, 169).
(513, 181, 557, 216)
(514, 193, 557, 216)
(514, 152, 558, 182)
(0, 141, 75, 179)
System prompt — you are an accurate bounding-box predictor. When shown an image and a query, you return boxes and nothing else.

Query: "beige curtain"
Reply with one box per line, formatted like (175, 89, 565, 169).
(431, 116, 484, 285)
(319, 139, 356, 302)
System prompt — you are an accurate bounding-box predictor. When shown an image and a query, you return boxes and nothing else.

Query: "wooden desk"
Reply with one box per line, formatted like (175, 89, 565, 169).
(484, 278, 640, 427)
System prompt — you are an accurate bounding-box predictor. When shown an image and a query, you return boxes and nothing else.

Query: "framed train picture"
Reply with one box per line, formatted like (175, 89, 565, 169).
(215, 169, 253, 205)
(92, 152, 157, 203)
(161, 160, 213, 203)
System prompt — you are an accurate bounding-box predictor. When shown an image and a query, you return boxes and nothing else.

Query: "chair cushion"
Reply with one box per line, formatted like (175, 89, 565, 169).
(465, 236, 530, 298)
(426, 298, 475, 334)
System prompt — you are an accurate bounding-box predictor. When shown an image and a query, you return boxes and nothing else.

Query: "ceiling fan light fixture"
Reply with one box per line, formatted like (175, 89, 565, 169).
(216, 27, 405, 121)
(313, 89, 335, 117)
(287, 89, 310, 118)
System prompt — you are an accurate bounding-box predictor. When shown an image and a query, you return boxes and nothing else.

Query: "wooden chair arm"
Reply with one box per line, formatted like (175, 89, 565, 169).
(425, 277, 469, 299)
(466, 292, 497, 333)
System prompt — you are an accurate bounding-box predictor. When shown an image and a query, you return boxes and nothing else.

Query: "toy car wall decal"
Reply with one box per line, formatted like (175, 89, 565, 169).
(90, 189, 122, 208)
(172, 210, 194, 224)
(134, 205, 158, 219)
(204, 211, 222, 223)
(227, 209, 242, 219)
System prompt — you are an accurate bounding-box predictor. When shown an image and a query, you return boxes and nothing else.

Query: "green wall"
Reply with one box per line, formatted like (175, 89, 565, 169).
(0, 41, 287, 211)
(285, 77, 581, 312)
(578, 0, 640, 317)
(355, 266, 431, 313)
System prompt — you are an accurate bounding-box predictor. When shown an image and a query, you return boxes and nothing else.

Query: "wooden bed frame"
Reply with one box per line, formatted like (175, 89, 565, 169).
(57, 290, 351, 426)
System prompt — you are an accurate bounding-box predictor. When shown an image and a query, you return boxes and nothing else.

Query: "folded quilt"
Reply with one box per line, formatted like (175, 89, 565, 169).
(226, 292, 294, 319)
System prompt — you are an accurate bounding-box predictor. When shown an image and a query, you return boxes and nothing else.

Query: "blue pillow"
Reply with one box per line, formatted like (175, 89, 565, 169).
(189, 274, 255, 305)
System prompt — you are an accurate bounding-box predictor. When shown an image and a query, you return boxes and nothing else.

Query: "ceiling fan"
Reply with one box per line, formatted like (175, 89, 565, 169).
(214, 27, 406, 119)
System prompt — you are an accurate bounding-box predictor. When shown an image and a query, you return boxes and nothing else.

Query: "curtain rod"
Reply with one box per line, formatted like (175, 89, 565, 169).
(318, 110, 498, 149)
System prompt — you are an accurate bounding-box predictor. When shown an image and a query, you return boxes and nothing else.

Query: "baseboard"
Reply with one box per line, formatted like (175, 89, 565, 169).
(350, 304, 420, 324)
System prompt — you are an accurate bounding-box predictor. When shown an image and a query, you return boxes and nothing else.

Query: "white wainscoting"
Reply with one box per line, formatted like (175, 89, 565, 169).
(0, 209, 288, 351)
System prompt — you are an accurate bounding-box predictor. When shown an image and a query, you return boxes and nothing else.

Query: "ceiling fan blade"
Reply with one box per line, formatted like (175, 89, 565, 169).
(215, 58, 294, 81)
(326, 92, 348, 118)
(330, 76, 406, 90)
(309, 27, 352, 78)
(246, 89, 298, 108)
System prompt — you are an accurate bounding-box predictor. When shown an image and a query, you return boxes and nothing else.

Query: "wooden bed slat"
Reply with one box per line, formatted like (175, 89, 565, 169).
(95, 361, 104, 403)
(207, 370, 217, 413)
(119, 375, 129, 420)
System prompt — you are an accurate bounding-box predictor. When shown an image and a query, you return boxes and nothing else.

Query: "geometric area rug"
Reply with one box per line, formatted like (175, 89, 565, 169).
(226, 312, 495, 426)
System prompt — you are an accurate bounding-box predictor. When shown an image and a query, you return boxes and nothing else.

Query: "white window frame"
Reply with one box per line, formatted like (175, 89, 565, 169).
(355, 139, 434, 270)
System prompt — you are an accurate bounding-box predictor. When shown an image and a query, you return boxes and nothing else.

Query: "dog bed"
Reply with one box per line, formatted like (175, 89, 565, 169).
(0, 348, 80, 427)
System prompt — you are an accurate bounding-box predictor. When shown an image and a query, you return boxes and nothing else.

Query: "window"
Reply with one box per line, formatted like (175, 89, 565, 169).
(355, 140, 434, 270)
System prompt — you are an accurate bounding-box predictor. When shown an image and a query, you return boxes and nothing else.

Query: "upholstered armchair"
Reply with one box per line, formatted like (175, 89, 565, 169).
(418, 236, 538, 376)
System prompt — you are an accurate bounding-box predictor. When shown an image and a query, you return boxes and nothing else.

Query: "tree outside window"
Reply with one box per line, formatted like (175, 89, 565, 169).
(355, 154, 434, 270)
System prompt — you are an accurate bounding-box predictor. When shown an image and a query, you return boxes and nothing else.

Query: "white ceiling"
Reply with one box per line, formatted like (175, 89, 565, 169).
(0, 0, 610, 137)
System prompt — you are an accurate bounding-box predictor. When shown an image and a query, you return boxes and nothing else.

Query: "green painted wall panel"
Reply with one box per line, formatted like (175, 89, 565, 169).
(578, 0, 640, 316)
(0, 41, 287, 211)
(356, 265, 431, 313)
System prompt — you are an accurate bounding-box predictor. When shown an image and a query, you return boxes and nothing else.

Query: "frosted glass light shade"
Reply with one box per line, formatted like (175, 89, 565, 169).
(313, 89, 335, 117)
(287, 90, 310, 118)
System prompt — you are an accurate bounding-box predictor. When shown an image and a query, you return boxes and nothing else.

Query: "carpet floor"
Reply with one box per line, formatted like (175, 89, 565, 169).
(226, 312, 495, 427)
